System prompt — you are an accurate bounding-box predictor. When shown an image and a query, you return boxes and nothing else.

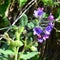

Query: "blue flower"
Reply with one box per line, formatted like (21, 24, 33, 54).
(44, 26, 52, 35)
(33, 27, 43, 36)
(48, 13, 54, 21)
(33, 27, 43, 43)
(33, 7, 44, 18)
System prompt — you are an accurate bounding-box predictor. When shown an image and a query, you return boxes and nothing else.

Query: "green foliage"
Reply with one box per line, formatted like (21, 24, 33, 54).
(42, 0, 53, 5)
(4, 32, 23, 47)
(58, 8, 60, 15)
(0, 0, 60, 60)
(19, 14, 28, 26)
(30, 46, 37, 51)
(27, 22, 34, 29)
(32, 19, 39, 26)
(0, 0, 10, 16)
(0, 49, 14, 55)
(19, 0, 27, 7)
(12, 25, 18, 30)
(0, 55, 8, 60)
(31, 55, 39, 60)
(21, 52, 39, 60)
(0, 49, 14, 60)
(42, 0, 58, 6)
(57, 15, 60, 21)
(15, 26, 24, 40)
(27, 19, 39, 29)
(0, 17, 10, 28)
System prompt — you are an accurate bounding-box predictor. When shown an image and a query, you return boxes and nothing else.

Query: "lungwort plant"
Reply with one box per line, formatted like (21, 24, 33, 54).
(0, 0, 60, 60)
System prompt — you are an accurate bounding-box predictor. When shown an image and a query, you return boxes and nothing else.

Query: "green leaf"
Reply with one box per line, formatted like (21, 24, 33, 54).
(21, 52, 39, 60)
(19, 0, 27, 7)
(0, 17, 10, 28)
(42, 0, 53, 6)
(4, 50, 14, 55)
(54, 2, 58, 6)
(19, 14, 28, 26)
(0, 49, 15, 55)
(31, 55, 39, 60)
(0, 0, 10, 16)
(27, 22, 34, 29)
(0, 55, 8, 60)
(12, 25, 18, 30)
(18, 26, 24, 34)
(32, 19, 39, 26)
(56, 15, 60, 21)
(12, 40, 23, 47)
(58, 8, 60, 15)
(30, 46, 37, 51)
(15, 26, 24, 40)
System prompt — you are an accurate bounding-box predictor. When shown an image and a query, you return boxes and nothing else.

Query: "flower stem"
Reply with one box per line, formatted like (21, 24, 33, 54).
(18, 39, 27, 60)
(15, 47, 19, 60)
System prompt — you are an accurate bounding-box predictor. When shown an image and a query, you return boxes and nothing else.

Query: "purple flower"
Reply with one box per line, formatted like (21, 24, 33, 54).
(33, 27, 43, 36)
(37, 34, 49, 43)
(33, 10, 55, 43)
(44, 26, 52, 35)
(34, 32, 43, 43)
(48, 13, 54, 21)
(43, 34, 49, 41)
(33, 7, 44, 18)
(37, 37, 43, 43)
(48, 22, 54, 28)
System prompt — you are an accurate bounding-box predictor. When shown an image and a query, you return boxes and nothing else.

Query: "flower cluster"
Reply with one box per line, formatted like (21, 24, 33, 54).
(33, 7, 54, 43)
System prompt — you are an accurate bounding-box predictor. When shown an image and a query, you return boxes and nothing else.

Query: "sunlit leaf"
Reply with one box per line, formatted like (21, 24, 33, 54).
(21, 52, 39, 60)
(0, 49, 15, 55)
(19, 0, 27, 7)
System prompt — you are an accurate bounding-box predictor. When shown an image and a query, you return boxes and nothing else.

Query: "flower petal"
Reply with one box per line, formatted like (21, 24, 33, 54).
(38, 38, 43, 43)
(48, 13, 54, 21)
(33, 27, 43, 35)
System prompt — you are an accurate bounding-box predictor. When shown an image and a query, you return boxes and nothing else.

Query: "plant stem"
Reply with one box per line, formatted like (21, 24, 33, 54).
(15, 47, 19, 60)
(18, 39, 27, 60)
